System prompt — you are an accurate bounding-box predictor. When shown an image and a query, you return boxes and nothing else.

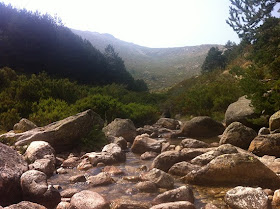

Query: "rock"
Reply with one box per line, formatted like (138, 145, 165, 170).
(140, 151, 159, 160)
(57, 167, 67, 174)
(13, 118, 37, 132)
(272, 189, 280, 206)
(219, 122, 257, 149)
(131, 134, 162, 154)
(61, 188, 80, 198)
(56, 202, 71, 209)
(203, 203, 219, 209)
(152, 151, 182, 172)
(180, 138, 210, 148)
(0, 110, 102, 151)
(102, 118, 136, 142)
(0, 142, 28, 206)
(107, 136, 127, 150)
(269, 110, 280, 131)
(4, 201, 46, 209)
(77, 158, 93, 171)
(184, 153, 280, 188)
(69, 174, 86, 183)
(174, 116, 225, 138)
(136, 125, 156, 136)
(20, 170, 60, 208)
(29, 158, 55, 177)
(168, 162, 201, 176)
(150, 201, 195, 209)
(152, 186, 194, 205)
(248, 133, 280, 157)
(258, 155, 280, 173)
(154, 118, 180, 130)
(69, 190, 109, 209)
(135, 181, 158, 193)
(225, 96, 256, 127)
(102, 143, 126, 163)
(258, 127, 270, 135)
(103, 165, 123, 175)
(86, 172, 113, 186)
(224, 186, 269, 209)
(62, 157, 80, 168)
(25, 141, 56, 163)
(111, 200, 149, 209)
(140, 168, 174, 189)
(180, 148, 214, 160)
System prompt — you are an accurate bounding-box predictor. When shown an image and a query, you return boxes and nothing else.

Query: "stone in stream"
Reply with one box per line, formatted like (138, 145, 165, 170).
(69, 174, 86, 183)
(140, 168, 174, 189)
(131, 134, 162, 154)
(56, 202, 71, 209)
(4, 201, 47, 209)
(111, 200, 149, 209)
(107, 136, 127, 150)
(150, 201, 196, 209)
(62, 156, 80, 168)
(61, 188, 81, 198)
(29, 158, 55, 177)
(224, 186, 269, 209)
(103, 165, 124, 175)
(168, 162, 201, 176)
(134, 181, 158, 193)
(140, 151, 159, 160)
(180, 138, 210, 148)
(86, 172, 114, 186)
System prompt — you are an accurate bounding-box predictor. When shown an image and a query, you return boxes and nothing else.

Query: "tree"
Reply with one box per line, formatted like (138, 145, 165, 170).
(226, 0, 279, 42)
(201, 47, 226, 73)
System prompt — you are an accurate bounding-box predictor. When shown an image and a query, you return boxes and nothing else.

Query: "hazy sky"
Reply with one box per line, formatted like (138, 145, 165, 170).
(1, 0, 279, 48)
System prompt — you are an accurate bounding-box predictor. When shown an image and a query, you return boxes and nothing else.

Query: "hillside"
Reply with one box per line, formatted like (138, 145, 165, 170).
(72, 29, 220, 90)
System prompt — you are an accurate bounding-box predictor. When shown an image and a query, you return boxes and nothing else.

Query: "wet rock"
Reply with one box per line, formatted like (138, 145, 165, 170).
(69, 190, 109, 209)
(140, 168, 174, 189)
(4, 201, 46, 209)
(152, 151, 182, 172)
(13, 118, 37, 132)
(150, 201, 195, 209)
(102, 118, 136, 142)
(0, 142, 28, 206)
(249, 133, 280, 157)
(269, 110, 280, 131)
(111, 200, 149, 209)
(62, 157, 80, 168)
(135, 181, 158, 193)
(86, 172, 113, 186)
(272, 189, 280, 206)
(219, 122, 257, 149)
(168, 162, 200, 176)
(131, 134, 162, 154)
(154, 118, 180, 130)
(77, 158, 93, 171)
(173, 116, 225, 138)
(103, 165, 123, 175)
(0, 110, 103, 151)
(69, 174, 86, 183)
(152, 186, 194, 205)
(258, 127, 270, 135)
(224, 186, 269, 209)
(184, 153, 280, 188)
(24, 141, 56, 163)
(29, 158, 55, 177)
(140, 151, 158, 160)
(180, 138, 210, 148)
(61, 188, 80, 198)
(56, 202, 71, 209)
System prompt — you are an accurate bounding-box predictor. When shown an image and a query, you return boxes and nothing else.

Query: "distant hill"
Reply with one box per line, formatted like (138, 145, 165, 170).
(72, 29, 221, 90)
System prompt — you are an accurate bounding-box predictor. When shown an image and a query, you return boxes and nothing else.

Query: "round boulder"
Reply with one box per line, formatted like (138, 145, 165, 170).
(24, 141, 55, 163)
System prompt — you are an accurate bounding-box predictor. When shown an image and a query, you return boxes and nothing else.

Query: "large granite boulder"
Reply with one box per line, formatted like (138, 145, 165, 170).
(220, 122, 257, 149)
(154, 118, 180, 130)
(0, 143, 28, 206)
(13, 118, 37, 132)
(269, 110, 280, 131)
(103, 118, 136, 142)
(225, 96, 256, 127)
(184, 153, 280, 188)
(0, 110, 103, 151)
(131, 134, 162, 154)
(248, 133, 280, 157)
(173, 116, 225, 138)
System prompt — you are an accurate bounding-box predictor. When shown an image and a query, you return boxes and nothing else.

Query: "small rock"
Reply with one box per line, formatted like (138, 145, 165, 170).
(62, 157, 80, 168)
(135, 181, 158, 193)
(29, 158, 55, 177)
(86, 172, 113, 186)
(131, 134, 162, 154)
(140, 168, 174, 189)
(204, 203, 219, 209)
(150, 201, 195, 209)
(140, 151, 158, 160)
(77, 158, 93, 171)
(56, 201, 70, 209)
(57, 167, 67, 174)
(69, 174, 86, 183)
(168, 162, 201, 176)
(61, 188, 80, 198)
(25, 141, 56, 163)
(103, 166, 123, 175)
(154, 118, 180, 130)
(272, 189, 280, 206)
(111, 199, 149, 209)
(269, 110, 280, 131)
(258, 127, 270, 135)
(180, 138, 210, 148)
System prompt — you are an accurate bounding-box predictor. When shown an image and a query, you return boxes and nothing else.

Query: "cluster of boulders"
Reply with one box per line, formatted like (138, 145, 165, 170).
(2, 96, 280, 209)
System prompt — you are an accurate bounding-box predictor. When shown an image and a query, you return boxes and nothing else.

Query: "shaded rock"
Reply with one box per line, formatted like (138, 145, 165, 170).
(272, 189, 280, 206)
(103, 165, 123, 175)
(135, 181, 158, 193)
(102, 118, 136, 142)
(56, 202, 71, 209)
(29, 158, 55, 177)
(168, 162, 201, 176)
(174, 116, 225, 138)
(184, 153, 280, 188)
(0, 142, 28, 206)
(150, 201, 195, 209)
(62, 157, 80, 168)
(61, 188, 80, 198)
(13, 118, 37, 132)
(69, 174, 86, 183)
(140, 151, 158, 160)
(131, 134, 162, 154)
(269, 110, 280, 131)
(69, 190, 109, 209)
(153, 186, 194, 205)
(248, 134, 280, 157)
(220, 122, 257, 149)
(224, 186, 269, 209)
(86, 172, 113, 186)
(258, 127, 270, 135)
(0, 110, 102, 151)
(111, 200, 149, 209)
(180, 138, 210, 148)
(4, 201, 46, 209)
(140, 168, 174, 189)
(154, 118, 180, 130)
(25, 141, 56, 163)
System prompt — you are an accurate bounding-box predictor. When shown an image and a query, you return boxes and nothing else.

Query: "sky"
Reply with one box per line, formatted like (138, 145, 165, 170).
(1, 0, 279, 48)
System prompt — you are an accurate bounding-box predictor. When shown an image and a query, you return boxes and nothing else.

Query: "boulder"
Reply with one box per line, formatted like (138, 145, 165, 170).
(69, 190, 109, 209)
(0, 110, 102, 151)
(135, 181, 158, 193)
(111, 200, 149, 209)
(224, 186, 269, 209)
(150, 201, 195, 209)
(29, 158, 55, 177)
(154, 118, 180, 130)
(13, 118, 37, 132)
(25, 141, 56, 163)
(174, 116, 225, 138)
(102, 118, 136, 142)
(4, 201, 46, 209)
(140, 151, 158, 160)
(20, 170, 61, 208)
(56, 202, 71, 209)
(152, 186, 194, 205)
(248, 134, 280, 157)
(62, 157, 80, 168)
(0, 142, 28, 206)
(86, 172, 113, 186)
(102, 143, 126, 163)
(184, 153, 280, 188)
(180, 138, 210, 148)
(219, 122, 257, 149)
(152, 151, 182, 172)
(269, 110, 280, 131)
(107, 136, 127, 150)
(225, 96, 256, 127)
(168, 162, 201, 176)
(140, 168, 174, 189)
(131, 134, 162, 154)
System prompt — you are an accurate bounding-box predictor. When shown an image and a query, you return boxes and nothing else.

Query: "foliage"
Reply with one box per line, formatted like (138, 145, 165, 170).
(201, 47, 226, 73)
